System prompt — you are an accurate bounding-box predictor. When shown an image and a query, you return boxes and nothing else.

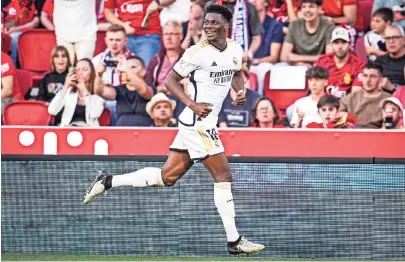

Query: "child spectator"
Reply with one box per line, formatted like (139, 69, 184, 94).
(37, 46, 71, 103)
(1, 51, 21, 116)
(3, 0, 40, 65)
(48, 58, 105, 127)
(306, 94, 357, 128)
(250, 97, 284, 128)
(365, 8, 393, 61)
(290, 66, 327, 128)
(380, 97, 404, 129)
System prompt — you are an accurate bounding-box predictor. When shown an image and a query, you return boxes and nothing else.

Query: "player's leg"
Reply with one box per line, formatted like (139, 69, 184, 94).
(83, 151, 193, 204)
(202, 153, 264, 254)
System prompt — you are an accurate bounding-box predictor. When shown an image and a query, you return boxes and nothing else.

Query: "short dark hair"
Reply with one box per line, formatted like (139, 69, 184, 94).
(301, 0, 323, 6)
(205, 4, 233, 23)
(317, 95, 340, 109)
(372, 8, 394, 23)
(127, 55, 145, 68)
(306, 66, 329, 79)
(364, 62, 383, 75)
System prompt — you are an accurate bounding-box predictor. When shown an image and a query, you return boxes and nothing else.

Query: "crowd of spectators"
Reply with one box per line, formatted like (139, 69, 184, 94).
(1, 0, 404, 129)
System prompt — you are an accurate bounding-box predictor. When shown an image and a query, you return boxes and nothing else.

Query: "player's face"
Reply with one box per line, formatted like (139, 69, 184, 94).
(385, 27, 405, 54)
(203, 13, 228, 41)
(362, 68, 381, 93)
(105, 31, 127, 56)
(300, 2, 321, 22)
(151, 101, 173, 121)
(371, 16, 389, 34)
(255, 100, 276, 124)
(126, 58, 145, 78)
(75, 60, 92, 82)
(308, 78, 327, 95)
(53, 51, 69, 73)
(162, 25, 183, 51)
(318, 105, 338, 124)
(332, 39, 350, 59)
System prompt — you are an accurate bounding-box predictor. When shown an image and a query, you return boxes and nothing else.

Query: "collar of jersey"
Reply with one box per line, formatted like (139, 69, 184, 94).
(208, 41, 228, 52)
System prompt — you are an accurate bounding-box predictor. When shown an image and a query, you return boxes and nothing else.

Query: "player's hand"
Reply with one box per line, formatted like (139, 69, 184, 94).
(232, 90, 246, 106)
(190, 102, 213, 118)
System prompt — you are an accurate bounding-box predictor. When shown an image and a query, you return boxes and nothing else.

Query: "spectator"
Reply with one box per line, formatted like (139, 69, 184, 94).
(92, 24, 135, 125)
(372, 0, 405, 29)
(339, 63, 391, 128)
(365, 8, 393, 61)
(48, 58, 105, 127)
(95, 55, 156, 126)
(159, 0, 191, 26)
(321, 0, 361, 32)
(146, 92, 177, 127)
(104, 0, 165, 66)
(145, 20, 186, 119)
(375, 25, 405, 91)
(96, 0, 112, 31)
(54, 0, 97, 65)
(392, 68, 405, 107)
(182, 1, 204, 50)
(290, 66, 326, 128)
(3, 0, 40, 65)
(266, 0, 301, 33)
(37, 46, 71, 103)
(280, 0, 335, 66)
(1, 51, 21, 116)
(315, 27, 364, 98)
(250, 97, 284, 127)
(40, 0, 54, 30)
(380, 97, 404, 129)
(205, 0, 262, 64)
(249, 0, 283, 95)
(306, 94, 357, 128)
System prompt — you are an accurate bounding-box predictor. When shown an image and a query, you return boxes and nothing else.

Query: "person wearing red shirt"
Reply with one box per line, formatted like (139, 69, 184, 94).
(3, 0, 40, 65)
(1, 51, 22, 116)
(315, 27, 364, 98)
(104, 0, 169, 65)
(40, 0, 54, 30)
(322, 0, 363, 31)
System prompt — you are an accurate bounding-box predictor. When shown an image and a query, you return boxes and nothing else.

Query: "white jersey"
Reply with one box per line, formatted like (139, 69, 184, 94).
(173, 39, 243, 127)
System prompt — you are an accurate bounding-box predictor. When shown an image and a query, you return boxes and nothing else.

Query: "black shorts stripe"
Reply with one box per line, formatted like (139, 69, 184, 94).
(169, 148, 189, 152)
(191, 155, 209, 162)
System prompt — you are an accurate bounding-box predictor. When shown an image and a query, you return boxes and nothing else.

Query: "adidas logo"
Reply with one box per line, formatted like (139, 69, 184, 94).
(211, 61, 217, 66)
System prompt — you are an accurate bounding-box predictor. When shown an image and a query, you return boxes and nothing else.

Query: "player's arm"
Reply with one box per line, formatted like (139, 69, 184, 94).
(231, 71, 246, 106)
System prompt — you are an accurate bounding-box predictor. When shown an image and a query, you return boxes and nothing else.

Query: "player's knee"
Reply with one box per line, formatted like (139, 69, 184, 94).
(162, 176, 177, 187)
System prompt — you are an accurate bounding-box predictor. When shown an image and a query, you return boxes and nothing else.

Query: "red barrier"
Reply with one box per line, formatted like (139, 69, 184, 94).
(2, 127, 405, 158)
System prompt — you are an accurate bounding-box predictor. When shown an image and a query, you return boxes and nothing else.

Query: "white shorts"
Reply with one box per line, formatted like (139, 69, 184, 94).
(169, 121, 224, 161)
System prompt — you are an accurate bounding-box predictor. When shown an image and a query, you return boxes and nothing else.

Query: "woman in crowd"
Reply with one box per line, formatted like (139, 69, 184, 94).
(250, 97, 284, 128)
(48, 58, 105, 127)
(37, 46, 71, 103)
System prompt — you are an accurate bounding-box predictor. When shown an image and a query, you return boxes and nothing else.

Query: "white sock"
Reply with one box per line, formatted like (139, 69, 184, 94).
(111, 167, 165, 188)
(214, 182, 240, 242)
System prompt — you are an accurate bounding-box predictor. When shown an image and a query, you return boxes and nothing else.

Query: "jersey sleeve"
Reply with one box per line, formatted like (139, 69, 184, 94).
(172, 46, 200, 78)
(1, 52, 16, 78)
(104, 0, 116, 9)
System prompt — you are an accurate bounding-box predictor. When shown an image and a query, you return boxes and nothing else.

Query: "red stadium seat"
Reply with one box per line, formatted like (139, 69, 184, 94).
(98, 108, 111, 126)
(355, 35, 368, 63)
(94, 31, 107, 56)
(3, 101, 52, 125)
(18, 29, 56, 73)
(249, 72, 258, 91)
(16, 69, 35, 98)
(263, 71, 308, 112)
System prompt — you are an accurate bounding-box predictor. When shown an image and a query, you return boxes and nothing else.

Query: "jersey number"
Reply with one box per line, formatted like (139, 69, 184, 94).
(206, 129, 219, 141)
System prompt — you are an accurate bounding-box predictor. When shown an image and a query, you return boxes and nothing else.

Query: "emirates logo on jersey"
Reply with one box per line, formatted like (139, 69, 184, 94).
(121, 3, 143, 13)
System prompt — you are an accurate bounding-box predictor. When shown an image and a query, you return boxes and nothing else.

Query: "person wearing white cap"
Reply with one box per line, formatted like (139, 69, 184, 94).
(315, 27, 364, 98)
(146, 92, 177, 127)
(380, 97, 404, 129)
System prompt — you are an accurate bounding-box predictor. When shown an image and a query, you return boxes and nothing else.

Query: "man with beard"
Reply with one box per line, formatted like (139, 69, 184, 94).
(315, 27, 364, 98)
(339, 63, 391, 128)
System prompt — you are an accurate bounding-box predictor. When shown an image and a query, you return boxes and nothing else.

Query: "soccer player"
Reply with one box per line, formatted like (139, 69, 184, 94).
(83, 4, 265, 255)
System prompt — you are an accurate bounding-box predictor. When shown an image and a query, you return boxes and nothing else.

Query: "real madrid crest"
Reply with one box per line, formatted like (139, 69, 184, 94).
(344, 73, 351, 85)
(232, 57, 238, 66)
